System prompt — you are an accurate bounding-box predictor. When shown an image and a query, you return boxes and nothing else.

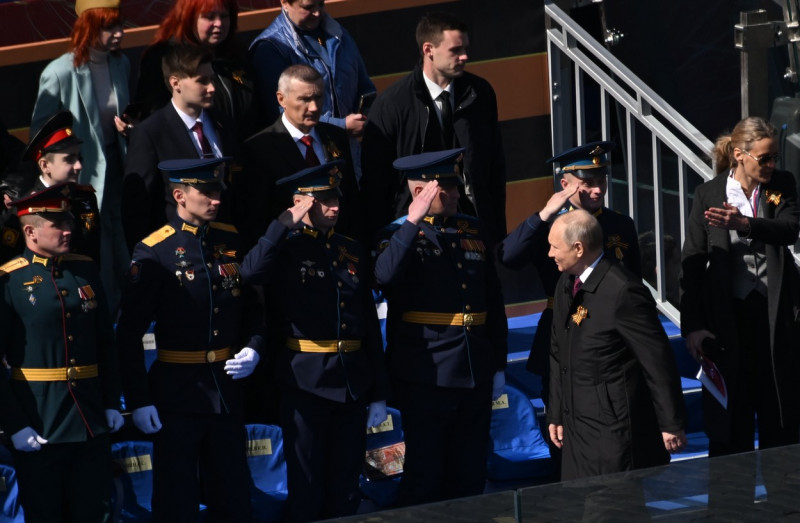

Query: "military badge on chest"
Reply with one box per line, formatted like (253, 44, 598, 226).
(174, 247, 193, 285)
(461, 238, 486, 261)
(23, 275, 43, 306)
(78, 284, 98, 312)
(219, 263, 241, 296)
(300, 260, 324, 283)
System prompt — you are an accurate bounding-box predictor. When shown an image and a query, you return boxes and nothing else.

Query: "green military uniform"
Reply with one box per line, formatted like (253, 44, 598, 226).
(0, 183, 121, 522)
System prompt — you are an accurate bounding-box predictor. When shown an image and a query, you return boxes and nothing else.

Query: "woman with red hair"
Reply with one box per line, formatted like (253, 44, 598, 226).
(134, 0, 260, 140)
(31, 0, 131, 310)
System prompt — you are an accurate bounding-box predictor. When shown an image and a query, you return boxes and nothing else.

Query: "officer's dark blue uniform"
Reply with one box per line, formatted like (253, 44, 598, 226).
(241, 161, 389, 522)
(117, 158, 264, 523)
(499, 141, 641, 381)
(0, 183, 121, 521)
(374, 149, 508, 506)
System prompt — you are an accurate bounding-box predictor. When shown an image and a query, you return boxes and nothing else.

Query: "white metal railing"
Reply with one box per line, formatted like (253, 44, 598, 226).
(545, 1, 716, 327)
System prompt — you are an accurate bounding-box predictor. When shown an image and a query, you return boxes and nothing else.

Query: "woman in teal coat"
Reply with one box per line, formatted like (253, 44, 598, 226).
(31, 0, 130, 309)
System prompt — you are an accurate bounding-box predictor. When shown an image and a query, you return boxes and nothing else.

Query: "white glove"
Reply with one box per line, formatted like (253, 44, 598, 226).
(10, 427, 48, 452)
(366, 400, 388, 429)
(492, 371, 506, 400)
(132, 405, 162, 434)
(224, 347, 260, 379)
(105, 409, 124, 433)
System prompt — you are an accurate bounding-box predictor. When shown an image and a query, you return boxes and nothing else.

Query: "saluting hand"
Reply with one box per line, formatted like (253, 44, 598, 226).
(540, 183, 579, 223)
(407, 181, 439, 225)
(278, 196, 314, 228)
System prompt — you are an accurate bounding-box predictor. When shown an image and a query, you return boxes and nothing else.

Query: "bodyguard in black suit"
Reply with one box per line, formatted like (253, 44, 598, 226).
(123, 44, 239, 253)
(374, 149, 507, 506)
(547, 209, 686, 480)
(117, 158, 263, 522)
(236, 64, 362, 249)
(0, 183, 123, 521)
(241, 161, 388, 522)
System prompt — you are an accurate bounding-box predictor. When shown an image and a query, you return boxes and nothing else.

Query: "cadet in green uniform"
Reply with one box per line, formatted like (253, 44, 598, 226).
(0, 182, 123, 521)
(22, 110, 102, 263)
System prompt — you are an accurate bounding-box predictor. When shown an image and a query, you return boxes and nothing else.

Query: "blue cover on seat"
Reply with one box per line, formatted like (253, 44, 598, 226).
(110, 440, 154, 521)
(359, 407, 404, 507)
(487, 384, 551, 481)
(246, 424, 288, 523)
(0, 464, 23, 522)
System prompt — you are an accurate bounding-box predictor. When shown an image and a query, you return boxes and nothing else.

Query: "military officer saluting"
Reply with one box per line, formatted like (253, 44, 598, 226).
(22, 110, 101, 263)
(374, 149, 508, 506)
(499, 141, 641, 407)
(116, 158, 263, 522)
(241, 161, 389, 522)
(0, 183, 123, 521)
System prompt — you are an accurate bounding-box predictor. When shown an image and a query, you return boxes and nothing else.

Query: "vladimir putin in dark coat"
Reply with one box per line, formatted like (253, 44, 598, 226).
(547, 209, 686, 480)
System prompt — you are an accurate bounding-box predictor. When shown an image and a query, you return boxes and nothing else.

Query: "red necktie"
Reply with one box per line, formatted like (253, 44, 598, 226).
(572, 276, 583, 297)
(192, 121, 214, 158)
(300, 135, 320, 166)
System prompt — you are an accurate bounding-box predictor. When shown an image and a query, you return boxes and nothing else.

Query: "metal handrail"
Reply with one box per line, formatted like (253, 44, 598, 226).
(545, 1, 717, 327)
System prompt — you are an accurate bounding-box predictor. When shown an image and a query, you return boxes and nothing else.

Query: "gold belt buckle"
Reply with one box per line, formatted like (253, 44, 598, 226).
(66, 367, 77, 380)
(338, 340, 346, 352)
(206, 350, 217, 363)
(463, 313, 474, 327)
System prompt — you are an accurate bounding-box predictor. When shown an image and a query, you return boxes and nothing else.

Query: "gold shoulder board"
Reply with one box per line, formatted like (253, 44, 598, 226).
(142, 225, 176, 247)
(209, 222, 238, 233)
(0, 257, 29, 276)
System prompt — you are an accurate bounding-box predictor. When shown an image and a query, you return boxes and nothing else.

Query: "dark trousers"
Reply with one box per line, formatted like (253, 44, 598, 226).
(13, 432, 111, 523)
(281, 388, 367, 523)
(707, 292, 800, 514)
(152, 410, 251, 523)
(709, 291, 800, 457)
(394, 379, 492, 507)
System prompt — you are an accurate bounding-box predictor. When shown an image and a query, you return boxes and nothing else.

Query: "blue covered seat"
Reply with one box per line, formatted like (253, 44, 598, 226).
(359, 407, 404, 508)
(110, 440, 154, 521)
(245, 424, 288, 523)
(0, 463, 23, 522)
(487, 384, 551, 481)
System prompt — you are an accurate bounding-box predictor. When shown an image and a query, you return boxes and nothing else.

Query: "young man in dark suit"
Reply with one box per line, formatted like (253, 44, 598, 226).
(236, 64, 361, 249)
(123, 44, 239, 252)
(547, 209, 686, 480)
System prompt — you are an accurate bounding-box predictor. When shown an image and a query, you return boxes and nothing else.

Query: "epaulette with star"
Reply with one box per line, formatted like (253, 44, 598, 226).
(142, 225, 176, 247)
(0, 257, 28, 276)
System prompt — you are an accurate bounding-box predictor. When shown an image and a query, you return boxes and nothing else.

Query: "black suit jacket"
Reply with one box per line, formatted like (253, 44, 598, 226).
(549, 256, 685, 480)
(236, 118, 362, 249)
(122, 103, 239, 252)
(680, 169, 800, 442)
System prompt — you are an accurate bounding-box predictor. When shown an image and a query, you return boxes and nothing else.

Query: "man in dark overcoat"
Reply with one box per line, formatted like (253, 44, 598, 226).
(547, 209, 685, 480)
